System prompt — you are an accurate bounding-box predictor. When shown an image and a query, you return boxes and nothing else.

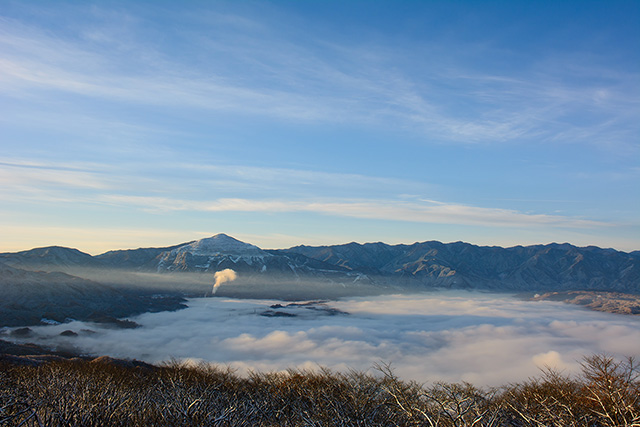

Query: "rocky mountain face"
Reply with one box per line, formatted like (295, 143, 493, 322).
(281, 241, 639, 292)
(98, 234, 361, 282)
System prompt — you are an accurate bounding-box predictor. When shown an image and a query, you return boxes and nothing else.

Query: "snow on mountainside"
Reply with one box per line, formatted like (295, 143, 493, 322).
(174, 234, 264, 256)
(282, 241, 640, 293)
(153, 235, 357, 281)
(156, 234, 271, 272)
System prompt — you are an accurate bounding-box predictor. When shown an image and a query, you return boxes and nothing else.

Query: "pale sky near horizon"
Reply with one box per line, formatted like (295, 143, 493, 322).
(1, 0, 639, 254)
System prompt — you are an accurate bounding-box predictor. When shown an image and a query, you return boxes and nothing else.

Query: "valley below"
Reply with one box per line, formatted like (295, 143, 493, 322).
(1, 233, 638, 327)
(3, 291, 640, 386)
(1, 234, 639, 386)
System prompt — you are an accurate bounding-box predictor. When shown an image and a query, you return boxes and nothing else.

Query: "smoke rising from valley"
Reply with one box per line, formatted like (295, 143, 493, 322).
(212, 268, 237, 294)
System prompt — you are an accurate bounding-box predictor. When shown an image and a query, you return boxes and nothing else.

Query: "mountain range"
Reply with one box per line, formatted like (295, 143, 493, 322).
(1, 233, 638, 326)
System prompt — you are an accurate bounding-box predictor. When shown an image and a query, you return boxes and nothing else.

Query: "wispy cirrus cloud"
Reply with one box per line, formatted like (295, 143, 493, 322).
(0, 160, 109, 191)
(0, 158, 610, 231)
(1, 6, 637, 147)
(99, 195, 605, 230)
(0, 158, 430, 201)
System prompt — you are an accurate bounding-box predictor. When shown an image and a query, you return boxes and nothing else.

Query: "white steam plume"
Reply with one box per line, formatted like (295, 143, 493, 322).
(212, 269, 237, 294)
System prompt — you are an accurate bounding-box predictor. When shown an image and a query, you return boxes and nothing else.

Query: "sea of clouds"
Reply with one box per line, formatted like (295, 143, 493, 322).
(9, 291, 640, 386)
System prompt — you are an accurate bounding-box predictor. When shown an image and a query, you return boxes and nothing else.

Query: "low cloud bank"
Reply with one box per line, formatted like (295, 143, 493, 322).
(7, 291, 640, 386)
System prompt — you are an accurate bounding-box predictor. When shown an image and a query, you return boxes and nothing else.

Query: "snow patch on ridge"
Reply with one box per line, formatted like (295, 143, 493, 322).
(172, 234, 267, 257)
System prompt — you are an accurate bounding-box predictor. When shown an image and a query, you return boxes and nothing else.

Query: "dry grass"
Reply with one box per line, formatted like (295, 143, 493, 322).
(0, 355, 638, 426)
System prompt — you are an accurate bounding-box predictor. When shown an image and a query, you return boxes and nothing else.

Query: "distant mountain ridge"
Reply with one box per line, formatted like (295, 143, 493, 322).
(1, 234, 638, 293)
(282, 240, 639, 292)
(1, 234, 638, 326)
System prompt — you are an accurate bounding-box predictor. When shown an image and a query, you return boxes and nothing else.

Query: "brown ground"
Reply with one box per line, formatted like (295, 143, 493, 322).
(531, 291, 640, 315)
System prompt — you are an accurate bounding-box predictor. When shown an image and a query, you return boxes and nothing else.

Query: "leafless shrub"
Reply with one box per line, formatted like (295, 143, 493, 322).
(499, 355, 640, 427)
(579, 354, 640, 426)
(0, 354, 638, 426)
(375, 362, 503, 427)
(500, 368, 588, 426)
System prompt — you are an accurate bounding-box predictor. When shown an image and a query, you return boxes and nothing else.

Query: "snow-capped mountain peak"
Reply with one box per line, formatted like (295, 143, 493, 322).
(173, 234, 264, 256)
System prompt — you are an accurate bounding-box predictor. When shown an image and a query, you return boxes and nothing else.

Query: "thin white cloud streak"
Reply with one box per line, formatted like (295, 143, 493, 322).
(0, 157, 617, 240)
(174, 163, 433, 198)
(8, 292, 640, 386)
(0, 157, 432, 203)
(0, 158, 608, 230)
(101, 195, 605, 229)
(0, 160, 109, 191)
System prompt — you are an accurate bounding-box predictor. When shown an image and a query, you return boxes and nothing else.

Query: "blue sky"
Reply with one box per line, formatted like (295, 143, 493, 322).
(1, 0, 638, 253)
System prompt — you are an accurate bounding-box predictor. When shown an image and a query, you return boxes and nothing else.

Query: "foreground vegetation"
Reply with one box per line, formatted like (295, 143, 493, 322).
(1, 354, 638, 426)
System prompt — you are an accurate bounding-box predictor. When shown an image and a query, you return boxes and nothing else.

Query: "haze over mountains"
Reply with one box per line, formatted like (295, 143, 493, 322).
(0, 233, 638, 326)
